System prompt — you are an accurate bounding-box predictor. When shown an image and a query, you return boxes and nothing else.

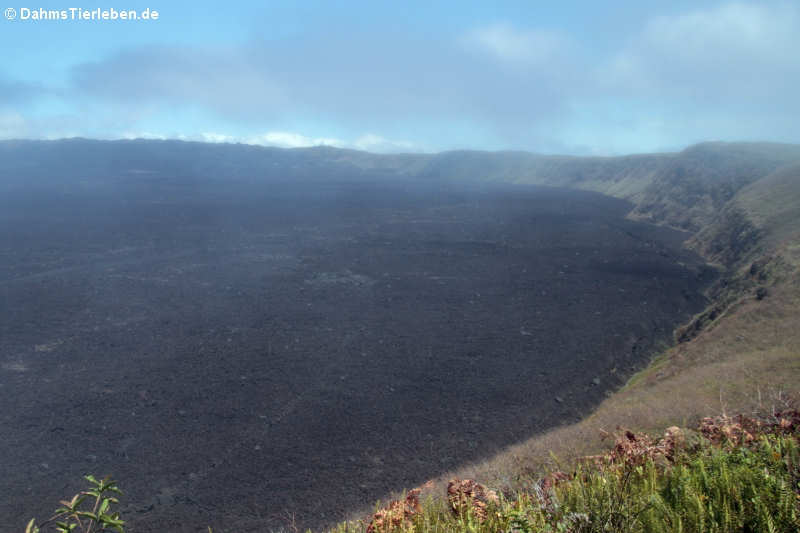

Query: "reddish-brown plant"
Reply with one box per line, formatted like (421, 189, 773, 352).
(446, 478, 499, 522)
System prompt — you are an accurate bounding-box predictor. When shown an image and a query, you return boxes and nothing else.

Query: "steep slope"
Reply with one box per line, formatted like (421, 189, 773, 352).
(671, 162, 800, 340)
(414, 142, 800, 234)
(716, 162, 800, 264)
(404, 149, 670, 199)
(345, 148, 800, 528)
(398, 264, 800, 527)
(685, 161, 800, 273)
(628, 142, 800, 232)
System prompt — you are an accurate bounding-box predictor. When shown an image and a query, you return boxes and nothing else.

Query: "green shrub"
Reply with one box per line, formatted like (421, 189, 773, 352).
(345, 430, 799, 533)
(25, 475, 125, 533)
(551, 435, 799, 532)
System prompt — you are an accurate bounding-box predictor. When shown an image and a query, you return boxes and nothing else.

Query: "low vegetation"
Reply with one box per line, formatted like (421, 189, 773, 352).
(332, 410, 800, 533)
(28, 410, 800, 532)
(25, 475, 125, 533)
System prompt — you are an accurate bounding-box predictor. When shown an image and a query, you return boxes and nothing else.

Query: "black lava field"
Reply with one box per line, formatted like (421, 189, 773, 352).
(0, 175, 713, 531)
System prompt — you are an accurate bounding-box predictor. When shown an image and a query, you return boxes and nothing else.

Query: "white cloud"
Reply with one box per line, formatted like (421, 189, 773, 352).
(8, 3, 798, 154)
(120, 131, 240, 144)
(602, 2, 800, 96)
(200, 132, 236, 143)
(72, 46, 288, 120)
(642, 2, 794, 60)
(108, 130, 424, 153)
(0, 111, 28, 139)
(245, 131, 424, 153)
(246, 131, 346, 149)
(59, 28, 578, 150)
(120, 131, 167, 140)
(466, 23, 568, 65)
(352, 133, 418, 153)
(576, 2, 800, 150)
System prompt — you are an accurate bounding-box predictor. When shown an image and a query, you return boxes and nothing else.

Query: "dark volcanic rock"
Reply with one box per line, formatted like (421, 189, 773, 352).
(0, 171, 711, 531)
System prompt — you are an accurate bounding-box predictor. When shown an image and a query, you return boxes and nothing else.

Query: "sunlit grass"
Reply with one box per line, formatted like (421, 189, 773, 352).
(333, 424, 799, 533)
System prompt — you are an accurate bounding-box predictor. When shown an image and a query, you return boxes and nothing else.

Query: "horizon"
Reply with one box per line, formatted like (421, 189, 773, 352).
(5, 135, 799, 159)
(2, 1, 798, 156)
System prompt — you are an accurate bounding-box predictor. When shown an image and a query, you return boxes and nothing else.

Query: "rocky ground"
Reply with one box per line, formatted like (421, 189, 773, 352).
(0, 177, 713, 531)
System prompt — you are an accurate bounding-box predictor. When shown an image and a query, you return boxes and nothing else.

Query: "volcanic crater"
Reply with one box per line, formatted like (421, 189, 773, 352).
(0, 174, 714, 531)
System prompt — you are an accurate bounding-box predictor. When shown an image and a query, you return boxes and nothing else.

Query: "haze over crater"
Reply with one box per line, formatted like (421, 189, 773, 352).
(0, 139, 721, 531)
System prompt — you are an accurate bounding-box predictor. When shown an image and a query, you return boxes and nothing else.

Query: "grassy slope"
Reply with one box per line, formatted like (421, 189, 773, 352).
(336, 143, 800, 529)
(457, 145, 800, 479)
(452, 269, 800, 487)
(732, 162, 800, 260)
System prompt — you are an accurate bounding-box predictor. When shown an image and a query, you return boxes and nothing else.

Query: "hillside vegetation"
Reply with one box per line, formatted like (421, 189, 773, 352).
(339, 412, 800, 533)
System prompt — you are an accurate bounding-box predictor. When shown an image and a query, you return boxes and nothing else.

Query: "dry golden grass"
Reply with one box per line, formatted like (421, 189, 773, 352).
(337, 263, 800, 530)
(338, 163, 800, 528)
(332, 150, 800, 528)
(429, 264, 800, 497)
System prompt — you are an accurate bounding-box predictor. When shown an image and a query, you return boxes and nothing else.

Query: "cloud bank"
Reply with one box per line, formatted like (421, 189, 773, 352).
(2, 1, 798, 154)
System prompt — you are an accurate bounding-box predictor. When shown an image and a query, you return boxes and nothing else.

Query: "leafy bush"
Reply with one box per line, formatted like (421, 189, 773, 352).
(25, 475, 125, 533)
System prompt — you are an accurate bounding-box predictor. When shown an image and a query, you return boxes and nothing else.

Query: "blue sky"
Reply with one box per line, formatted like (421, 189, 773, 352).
(1, 0, 798, 154)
